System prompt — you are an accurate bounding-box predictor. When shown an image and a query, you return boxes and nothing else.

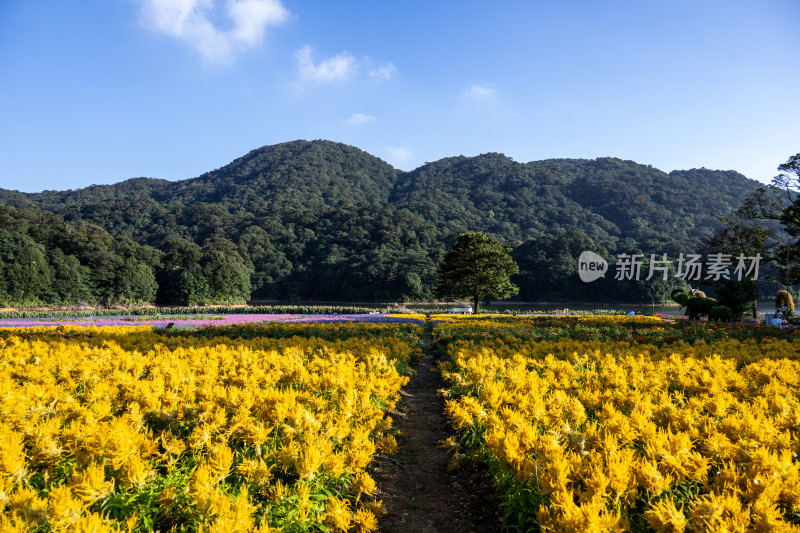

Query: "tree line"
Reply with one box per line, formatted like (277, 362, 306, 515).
(0, 205, 250, 306)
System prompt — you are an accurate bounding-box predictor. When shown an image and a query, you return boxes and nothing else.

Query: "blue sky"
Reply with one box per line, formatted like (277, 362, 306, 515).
(1, 0, 798, 193)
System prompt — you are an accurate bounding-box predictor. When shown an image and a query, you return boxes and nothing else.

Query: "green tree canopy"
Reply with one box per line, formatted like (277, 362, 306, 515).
(702, 216, 773, 318)
(436, 232, 519, 314)
(201, 238, 252, 304)
(739, 152, 800, 286)
(156, 236, 208, 305)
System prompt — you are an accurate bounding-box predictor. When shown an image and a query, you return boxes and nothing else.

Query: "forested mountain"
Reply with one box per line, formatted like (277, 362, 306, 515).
(0, 140, 764, 305)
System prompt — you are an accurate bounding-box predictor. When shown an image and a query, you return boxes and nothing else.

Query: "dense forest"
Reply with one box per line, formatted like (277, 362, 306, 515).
(0, 140, 772, 306)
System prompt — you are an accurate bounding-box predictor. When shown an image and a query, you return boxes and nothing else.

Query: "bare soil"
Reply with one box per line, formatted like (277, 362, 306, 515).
(371, 322, 502, 533)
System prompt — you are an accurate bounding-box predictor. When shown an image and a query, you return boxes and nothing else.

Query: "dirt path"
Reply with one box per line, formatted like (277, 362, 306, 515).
(371, 320, 502, 533)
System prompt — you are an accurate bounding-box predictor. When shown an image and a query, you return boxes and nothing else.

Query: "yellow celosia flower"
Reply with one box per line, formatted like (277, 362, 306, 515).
(269, 480, 286, 502)
(0, 514, 26, 533)
(236, 458, 272, 486)
(68, 463, 114, 505)
(351, 506, 378, 533)
(360, 499, 386, 518)
(781, 468, 800, 512)
(351, 471, 377, 498)
(634, 458, 673, 496)
(323, 452, 347, 476)
(26, 416, 64, 465)
(207, 443, 235, 482)
(748, 498, 799, 533)
(689, 491, 750, 533)
(645, 498, 687, 533)
(542, 488, 624, 532)
(47, 484, 84, 531)
(0, 429, 27, 481)
(323, 497, 352, 532)
(159, 431, 186, 461)
(123, 512, 138, 533)
(120, 454, 153, 489)
(191, 462, 229, 514)
(377, 433, 398, 454)
(579, 461, 611, 503)
(70, 510, 114, 533)
(540, 451, 572, 495)
(275, 440, 301, 473)
(6, 486, 47, 526)
(207, 487, 256, 533)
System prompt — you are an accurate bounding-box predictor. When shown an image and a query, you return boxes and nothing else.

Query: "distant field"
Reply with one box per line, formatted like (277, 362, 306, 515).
(0, 300, 783, 325)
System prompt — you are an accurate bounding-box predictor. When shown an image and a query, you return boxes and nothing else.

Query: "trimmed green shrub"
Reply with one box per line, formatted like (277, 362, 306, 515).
(775, 289, 795, 315)
(710, 305, 733, 322)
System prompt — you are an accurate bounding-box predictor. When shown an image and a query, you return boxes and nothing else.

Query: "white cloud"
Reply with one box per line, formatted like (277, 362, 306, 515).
(346, 113, 377, 125)
(462, 84, 496, 100)
(384, 146, 413, 167)
(140, 0, 289, 63)
(369, 63, 396, 81)
(228, 0, 288, 45)
(295, 46, 356, 83)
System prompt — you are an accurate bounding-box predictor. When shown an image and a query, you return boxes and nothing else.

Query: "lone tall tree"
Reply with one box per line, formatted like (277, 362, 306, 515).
(436, 232, 519, 314)
(740, 152, 800, 285)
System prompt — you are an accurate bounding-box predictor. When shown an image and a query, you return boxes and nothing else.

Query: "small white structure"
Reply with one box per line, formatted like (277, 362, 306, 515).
(450, 305, 473, 314)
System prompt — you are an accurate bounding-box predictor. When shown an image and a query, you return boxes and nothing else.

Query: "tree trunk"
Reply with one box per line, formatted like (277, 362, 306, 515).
(473, 294, 480, 315)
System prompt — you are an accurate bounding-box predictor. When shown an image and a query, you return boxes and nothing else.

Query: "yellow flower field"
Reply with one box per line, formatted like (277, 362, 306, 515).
(0, 324, 418, 532)
(439, 329, 800, 532)
(4, 315, 797, 532)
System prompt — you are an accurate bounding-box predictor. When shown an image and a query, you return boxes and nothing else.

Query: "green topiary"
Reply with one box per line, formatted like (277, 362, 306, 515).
(670, 289, 717, 320)
(672, 288, 717, 320)
(671, 289, 690, 307)
(775, 290, 795, 315)
(691, 296, 717, 320)
(710, 305, 733, 322)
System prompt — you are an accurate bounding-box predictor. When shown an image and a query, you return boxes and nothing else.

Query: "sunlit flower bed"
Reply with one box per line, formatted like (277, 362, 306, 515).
(431, 315, 799, 355)
(282, 314, 425, 326)
(0, 324, 419, 532)
(383, 314, 427, 324)
(438, 321, 800, 532)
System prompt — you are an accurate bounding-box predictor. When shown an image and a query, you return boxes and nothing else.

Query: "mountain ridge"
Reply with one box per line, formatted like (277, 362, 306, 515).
(2, 140, 759, 204)
(0, 139, 767, 305)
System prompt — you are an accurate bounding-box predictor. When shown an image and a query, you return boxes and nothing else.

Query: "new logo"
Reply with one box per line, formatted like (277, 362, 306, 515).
(578, 251, 608, 283)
